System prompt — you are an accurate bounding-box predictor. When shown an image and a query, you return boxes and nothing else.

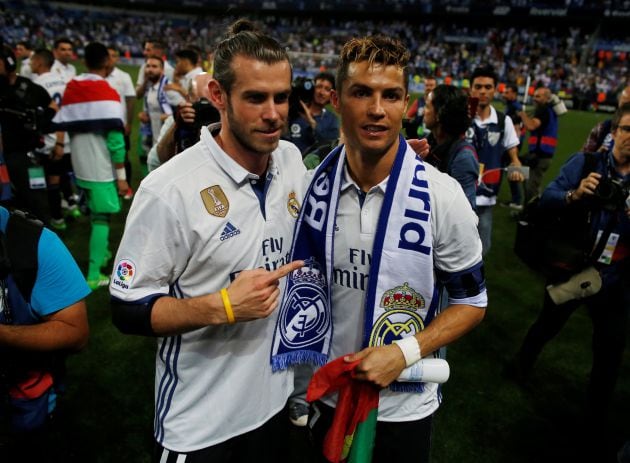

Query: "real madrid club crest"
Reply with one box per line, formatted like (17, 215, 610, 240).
(369, 282, 425, 347)
(287, 191, 301, 218)
(278, 258, 330, 349)
(201, 185, 229, 217)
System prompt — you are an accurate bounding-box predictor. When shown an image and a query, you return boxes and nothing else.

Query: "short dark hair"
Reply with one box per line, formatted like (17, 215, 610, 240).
(213, 19, 290, 95)
(17, 41, 32, 50)
(430, 84, 471, 138)
(175, 48, 199, 66)
(314, 71, 335, 89)
(146, 55, 164, 68)
(107, 45, 120, 54)
(336, 35, 410, 94)
(84, 42, 109, 70)
(612, 103, 630, 130)
(33, 48, 55, 69)
(506, 83, 518, 93)
(471, 66, 498, 86)
(145, 39, 166, 52)
(54, 37, 73, 50)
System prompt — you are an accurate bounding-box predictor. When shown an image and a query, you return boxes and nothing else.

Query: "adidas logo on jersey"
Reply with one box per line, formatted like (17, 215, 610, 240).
(220, 222, 241, 241)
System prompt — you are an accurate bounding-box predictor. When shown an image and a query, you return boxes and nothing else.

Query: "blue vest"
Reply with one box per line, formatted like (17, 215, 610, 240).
(528, 106, 558, 158)
(468, 117, 505, 198)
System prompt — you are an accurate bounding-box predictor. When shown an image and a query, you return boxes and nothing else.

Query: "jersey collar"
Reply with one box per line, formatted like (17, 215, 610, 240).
(202, 123, 279, 185)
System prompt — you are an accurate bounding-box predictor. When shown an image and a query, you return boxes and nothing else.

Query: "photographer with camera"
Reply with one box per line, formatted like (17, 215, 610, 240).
(507, 103, 630, 453)
(284, 72, 339, 156)
(147, 73, 219, 171)
(0, 43, 57, 225)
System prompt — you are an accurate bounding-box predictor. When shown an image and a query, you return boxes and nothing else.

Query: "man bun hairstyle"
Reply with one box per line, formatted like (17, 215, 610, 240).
(213, 19, 290, 95)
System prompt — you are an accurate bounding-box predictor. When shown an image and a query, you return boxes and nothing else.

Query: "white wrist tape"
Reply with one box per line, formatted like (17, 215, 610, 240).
(393, 336, 421, 367)
(116, 168, 127, 181)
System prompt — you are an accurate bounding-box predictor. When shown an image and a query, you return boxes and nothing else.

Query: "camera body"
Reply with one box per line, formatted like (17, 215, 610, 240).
(592, 177, 630, 212)
(289, 77, 315, 121)
(174, 97, 219, 153)
(191, 97, 220, 128)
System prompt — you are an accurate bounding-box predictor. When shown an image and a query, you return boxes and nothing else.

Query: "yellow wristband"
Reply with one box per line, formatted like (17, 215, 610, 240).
(220, 288, 235, 324)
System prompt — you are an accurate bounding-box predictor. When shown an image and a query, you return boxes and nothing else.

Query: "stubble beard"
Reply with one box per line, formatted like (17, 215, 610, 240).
(226, 102, 279, 156)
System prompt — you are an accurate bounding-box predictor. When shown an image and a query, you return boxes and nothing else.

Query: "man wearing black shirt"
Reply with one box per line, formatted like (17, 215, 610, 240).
(0, 44, 56, 224)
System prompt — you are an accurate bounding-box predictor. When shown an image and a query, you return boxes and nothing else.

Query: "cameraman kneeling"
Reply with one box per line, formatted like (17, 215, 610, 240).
(508, 104, 630, 445)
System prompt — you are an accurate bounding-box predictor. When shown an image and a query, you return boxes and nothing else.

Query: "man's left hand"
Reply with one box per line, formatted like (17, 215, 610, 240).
(345, 344, 406, 388)
(507, 162, 525, 182)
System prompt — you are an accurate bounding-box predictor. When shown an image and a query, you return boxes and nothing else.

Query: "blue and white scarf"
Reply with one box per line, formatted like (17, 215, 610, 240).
(271, 136, 439, 391)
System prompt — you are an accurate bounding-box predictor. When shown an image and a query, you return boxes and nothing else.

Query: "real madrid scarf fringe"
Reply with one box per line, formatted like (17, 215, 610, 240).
(271, 135, 439, 392)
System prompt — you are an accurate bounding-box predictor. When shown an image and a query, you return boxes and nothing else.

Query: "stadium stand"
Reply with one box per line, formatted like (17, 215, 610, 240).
(0, 0, 627, 107)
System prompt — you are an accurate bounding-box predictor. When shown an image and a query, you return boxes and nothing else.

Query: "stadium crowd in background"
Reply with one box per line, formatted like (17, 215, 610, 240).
(1, 0, 628, 108)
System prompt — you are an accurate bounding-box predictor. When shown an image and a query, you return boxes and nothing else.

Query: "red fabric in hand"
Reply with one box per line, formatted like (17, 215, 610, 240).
(307, 356, 379, 463)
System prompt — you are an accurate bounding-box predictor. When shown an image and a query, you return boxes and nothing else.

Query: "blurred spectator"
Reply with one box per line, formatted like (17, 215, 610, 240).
(467, 65, 523, 256)
(15, 41, 34, 80)
(404, 76, 437, 138)
(53, 42, 129, 289)
(51, 37, 76, 84)
(31, 48, 73, 230)
(502, 82, 525, 209)
(137, 56, 173, 173)
(518, 87, 560, 201)
(582, 86, 630, 153)
(424, 84, 479, 208)
(106, 45, 136, 199)
(0, 44, 56, 225)
(135, 39, 174, 98)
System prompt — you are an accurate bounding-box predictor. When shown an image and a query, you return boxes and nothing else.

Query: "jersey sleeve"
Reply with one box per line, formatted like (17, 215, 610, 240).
(432, 175, 487, 308)
(110, 186, 192, 303)
(502, 115, 520, 151)
(30, 229, 91, 317)
(122, 72, 136, 98)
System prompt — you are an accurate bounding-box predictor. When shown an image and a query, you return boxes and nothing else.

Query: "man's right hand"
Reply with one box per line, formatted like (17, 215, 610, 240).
(575, 172, 602, 200)
(178, 102, 196, 125)
(223, 260, 304, 322)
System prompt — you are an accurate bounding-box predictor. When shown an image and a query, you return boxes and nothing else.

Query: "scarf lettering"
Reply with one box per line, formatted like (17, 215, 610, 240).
(399, 163, 431, 256)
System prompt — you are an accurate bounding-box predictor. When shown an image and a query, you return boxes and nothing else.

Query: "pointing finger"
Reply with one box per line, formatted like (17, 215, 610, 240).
(268, 260, 305, 282)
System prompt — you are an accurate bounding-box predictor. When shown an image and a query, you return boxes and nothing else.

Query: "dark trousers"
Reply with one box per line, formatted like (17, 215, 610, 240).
(153, 409, 288, 463)
(309, 401, 433, 463)
(515, 274, 630, 422)
(5, 151, 50, 225)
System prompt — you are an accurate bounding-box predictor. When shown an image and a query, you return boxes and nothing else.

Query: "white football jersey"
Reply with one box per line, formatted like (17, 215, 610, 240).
(320, 161, 485, 421)
(111, 125, 306, 452)
(106, 67, 135, 124)
(51, 60, 76, 84)
(33, 71, 69, 152)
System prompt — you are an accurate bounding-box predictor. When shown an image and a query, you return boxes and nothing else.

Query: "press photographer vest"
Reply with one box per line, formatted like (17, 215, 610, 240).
(528, 106, 558, 158)
(469, 111, 505, 198)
